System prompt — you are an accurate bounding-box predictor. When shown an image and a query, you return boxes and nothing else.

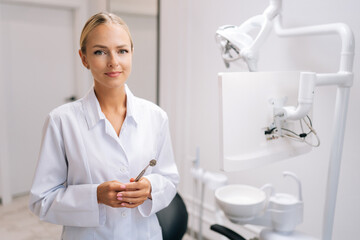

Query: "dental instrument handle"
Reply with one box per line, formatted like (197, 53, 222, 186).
(134, 168, 147, 182)
(134, 159, 157, 182)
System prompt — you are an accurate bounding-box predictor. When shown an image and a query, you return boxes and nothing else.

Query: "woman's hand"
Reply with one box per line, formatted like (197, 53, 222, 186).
(97, 180, 126, 207)
(116, 177, 152, 208)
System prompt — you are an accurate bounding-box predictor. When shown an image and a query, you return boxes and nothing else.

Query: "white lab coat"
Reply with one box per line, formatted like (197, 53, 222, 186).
(29, 85, 179, 240)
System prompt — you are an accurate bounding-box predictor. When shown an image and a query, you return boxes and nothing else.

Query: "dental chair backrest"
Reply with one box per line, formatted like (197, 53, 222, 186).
(156, 192, 188, 240)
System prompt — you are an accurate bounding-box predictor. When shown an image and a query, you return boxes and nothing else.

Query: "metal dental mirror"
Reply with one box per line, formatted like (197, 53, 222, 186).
(134, 159, 157, 182)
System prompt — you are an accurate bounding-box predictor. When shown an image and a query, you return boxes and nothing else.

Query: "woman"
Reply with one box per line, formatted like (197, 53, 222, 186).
(29, 12, 179, 240)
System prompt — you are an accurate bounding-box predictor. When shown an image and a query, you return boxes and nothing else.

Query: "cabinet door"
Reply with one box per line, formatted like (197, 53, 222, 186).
(0, 2, 79, 196)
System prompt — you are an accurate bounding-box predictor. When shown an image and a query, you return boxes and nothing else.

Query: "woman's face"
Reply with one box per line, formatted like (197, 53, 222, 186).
(80, 23, 133, 90)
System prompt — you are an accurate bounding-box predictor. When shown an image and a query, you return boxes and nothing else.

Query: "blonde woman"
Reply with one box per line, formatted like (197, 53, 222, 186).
(29, 12, 179, 240)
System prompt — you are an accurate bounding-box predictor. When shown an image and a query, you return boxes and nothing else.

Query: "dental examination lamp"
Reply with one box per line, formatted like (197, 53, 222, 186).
(214, 0, 355, 240)
(215, 0, 276, 71)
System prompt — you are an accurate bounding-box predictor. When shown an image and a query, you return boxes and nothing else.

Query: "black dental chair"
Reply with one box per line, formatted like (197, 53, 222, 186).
(156, 192, 245, 240)
(156, 193, 188, 240)
(210, 224, 246, 240)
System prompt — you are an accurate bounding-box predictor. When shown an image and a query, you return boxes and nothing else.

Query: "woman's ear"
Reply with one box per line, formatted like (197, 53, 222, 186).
(78, 49, 90, 69)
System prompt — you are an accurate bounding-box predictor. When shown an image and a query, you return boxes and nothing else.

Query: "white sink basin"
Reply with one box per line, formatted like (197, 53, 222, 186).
(215, 184, 267, 221)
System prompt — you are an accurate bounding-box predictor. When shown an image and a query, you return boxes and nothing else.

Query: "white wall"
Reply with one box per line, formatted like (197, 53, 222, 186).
(110, 0, 157, 16)
(160, 0, 360, 239)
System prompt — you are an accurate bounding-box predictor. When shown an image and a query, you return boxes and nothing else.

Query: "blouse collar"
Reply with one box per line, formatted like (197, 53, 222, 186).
(82, 84, 138, 129)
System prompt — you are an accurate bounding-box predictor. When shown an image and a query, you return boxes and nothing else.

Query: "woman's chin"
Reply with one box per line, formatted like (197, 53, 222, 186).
(95, 80, 127, 90)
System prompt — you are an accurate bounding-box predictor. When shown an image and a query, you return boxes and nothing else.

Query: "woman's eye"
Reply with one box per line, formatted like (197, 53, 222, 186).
(119, 49, 129, 54)
(94, 50, 105, 55)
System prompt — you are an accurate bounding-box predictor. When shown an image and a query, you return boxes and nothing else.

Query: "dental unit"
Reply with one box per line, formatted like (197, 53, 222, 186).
(214, 0, 355, 239)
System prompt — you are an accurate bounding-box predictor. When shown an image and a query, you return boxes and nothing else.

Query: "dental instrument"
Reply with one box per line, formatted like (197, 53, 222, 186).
(134, 159, 157, 182)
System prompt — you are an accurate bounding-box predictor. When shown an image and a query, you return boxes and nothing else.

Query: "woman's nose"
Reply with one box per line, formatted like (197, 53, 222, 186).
(107, 53, 119, 68)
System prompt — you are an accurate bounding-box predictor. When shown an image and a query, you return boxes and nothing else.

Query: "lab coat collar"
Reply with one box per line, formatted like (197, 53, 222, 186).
(82, 84, 138, 130)
(124, 84, 138, 125)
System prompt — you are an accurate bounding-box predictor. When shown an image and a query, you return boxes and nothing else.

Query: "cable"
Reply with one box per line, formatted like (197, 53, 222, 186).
(303, 116, 320, 147)
(281, 128, 302, 137)
(265, 115, 320, 147)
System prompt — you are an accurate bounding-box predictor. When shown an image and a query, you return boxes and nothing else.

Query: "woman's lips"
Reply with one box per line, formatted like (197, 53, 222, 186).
(105, 71, 121, 77)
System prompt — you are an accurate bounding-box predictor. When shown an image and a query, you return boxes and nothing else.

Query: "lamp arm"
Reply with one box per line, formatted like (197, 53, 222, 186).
(274, 16, 355, 73)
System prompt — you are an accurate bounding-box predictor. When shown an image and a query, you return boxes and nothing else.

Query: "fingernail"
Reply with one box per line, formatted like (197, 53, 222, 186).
(121, 185, 126, 189)
(121, 203, 125, 206)
(117, 197, 122, 200)
(117, 193, 122, 197)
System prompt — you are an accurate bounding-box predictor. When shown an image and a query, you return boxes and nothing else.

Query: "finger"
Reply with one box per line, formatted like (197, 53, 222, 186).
(117, 188, 148, 198)
(109, 195, 124, 205)
(117, 194, 147, 203)
(107, 202, 126, 208)
(109, 182, 126, 191)
(124, 178, 149, 190)
(120, 201, 143, 208)
(119, 199, 143, 206)
(102, 198, 124, 208)
(124, 181, 139, 190)
(117, 188, 148, 201)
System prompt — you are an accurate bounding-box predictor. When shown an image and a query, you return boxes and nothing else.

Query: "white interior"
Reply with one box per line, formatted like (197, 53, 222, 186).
(0, 0, 359, 239)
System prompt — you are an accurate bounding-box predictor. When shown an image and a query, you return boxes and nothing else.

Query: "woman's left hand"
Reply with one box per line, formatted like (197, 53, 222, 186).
(116, 177, 152, 208)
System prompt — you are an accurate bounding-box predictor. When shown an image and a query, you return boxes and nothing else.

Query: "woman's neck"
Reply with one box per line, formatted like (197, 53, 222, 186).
(94, 83, 127, 114)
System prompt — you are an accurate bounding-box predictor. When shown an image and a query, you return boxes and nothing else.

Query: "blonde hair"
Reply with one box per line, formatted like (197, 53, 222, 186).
(80, 12, 133, 54)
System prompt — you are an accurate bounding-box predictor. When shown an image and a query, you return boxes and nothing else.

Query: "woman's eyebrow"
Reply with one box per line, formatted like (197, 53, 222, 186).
(116, 44, 130, 49)
(92, 44, 129, 48)
(92, 44, 107, 49)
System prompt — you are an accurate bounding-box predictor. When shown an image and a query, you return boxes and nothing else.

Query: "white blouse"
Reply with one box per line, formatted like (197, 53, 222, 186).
(29, 85, 179, 240)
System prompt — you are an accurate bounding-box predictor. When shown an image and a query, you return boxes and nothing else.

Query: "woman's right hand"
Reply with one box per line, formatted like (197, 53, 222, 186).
(97, 180, 126, 207)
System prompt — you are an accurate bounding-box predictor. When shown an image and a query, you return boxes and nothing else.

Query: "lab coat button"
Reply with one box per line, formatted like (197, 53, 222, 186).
(120, 167, 127, 173)
(121, 212, 127, 217)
